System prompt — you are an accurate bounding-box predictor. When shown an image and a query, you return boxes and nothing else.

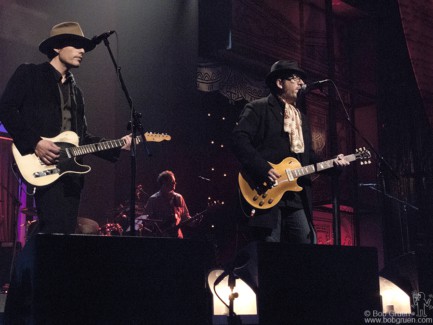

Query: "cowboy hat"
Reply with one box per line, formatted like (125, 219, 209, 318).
(39, 22, 95, 54)
(265, 60, 307, 87)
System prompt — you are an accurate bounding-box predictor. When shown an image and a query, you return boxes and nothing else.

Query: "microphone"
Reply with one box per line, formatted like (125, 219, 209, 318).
(91, 30, 115, 45)
(358, 183, 377, 187)
(300, 79, 331, 93)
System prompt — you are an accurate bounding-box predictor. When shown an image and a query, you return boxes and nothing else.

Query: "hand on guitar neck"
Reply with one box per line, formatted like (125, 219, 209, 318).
(35, 134, 132, 164)
(13, 130, 171, 187)
(240, 148, 371, 210)
(267, 153, 350, 184)
(120, 134, 132, 151)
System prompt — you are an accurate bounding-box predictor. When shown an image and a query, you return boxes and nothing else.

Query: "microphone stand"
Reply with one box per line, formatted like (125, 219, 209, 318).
(100, 36, 151, 236)
(325, 80, 399, 250)
(365, 179, 418, 257)
(227, 272, 242, 325)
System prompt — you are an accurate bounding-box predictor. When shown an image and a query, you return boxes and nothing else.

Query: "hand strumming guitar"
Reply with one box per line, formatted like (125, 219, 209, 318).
(35, 139, 60, 165)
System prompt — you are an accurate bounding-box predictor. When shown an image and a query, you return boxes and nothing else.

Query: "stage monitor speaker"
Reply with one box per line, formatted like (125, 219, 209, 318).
(5, 234, 214, 324)
(236, 242, 382, 325)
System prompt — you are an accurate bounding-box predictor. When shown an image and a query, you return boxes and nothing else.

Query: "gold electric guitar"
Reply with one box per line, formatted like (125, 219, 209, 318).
(12, 130, 171, 187)
(238, 148, 371, 210)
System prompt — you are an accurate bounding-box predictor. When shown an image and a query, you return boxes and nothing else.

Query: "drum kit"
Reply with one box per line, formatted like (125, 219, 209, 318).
(125, 214, 163, 237)
(22, 209, 163, 238)
(20, 185, 221, 238)
(108, 199, 163, 237)
(21, 184, 163, 238)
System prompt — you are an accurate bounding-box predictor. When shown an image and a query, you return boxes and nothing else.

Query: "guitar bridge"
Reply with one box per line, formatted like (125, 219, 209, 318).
(34, 168, 60, 178)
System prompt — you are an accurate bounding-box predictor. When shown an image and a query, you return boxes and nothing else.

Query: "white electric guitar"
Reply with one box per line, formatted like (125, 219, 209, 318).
(12, 130, 171, 187)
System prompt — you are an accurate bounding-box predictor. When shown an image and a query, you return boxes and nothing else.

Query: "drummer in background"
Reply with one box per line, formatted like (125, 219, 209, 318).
(144, 170, 191, 239)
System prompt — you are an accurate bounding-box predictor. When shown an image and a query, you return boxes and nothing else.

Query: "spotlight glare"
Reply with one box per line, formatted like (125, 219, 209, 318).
(207, 269, 257, 320)
(379, 276, 411, 314)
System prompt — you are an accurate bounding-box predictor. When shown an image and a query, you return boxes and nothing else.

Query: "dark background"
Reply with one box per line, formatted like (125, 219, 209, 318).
(0, 0, 207, 219)
(1, 1, 433, 284)
(0, 0, 242, 263)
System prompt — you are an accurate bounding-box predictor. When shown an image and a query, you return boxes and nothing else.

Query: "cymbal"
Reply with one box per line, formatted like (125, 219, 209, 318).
(113, 203, 145, 215)
(21, 207, 38, 216)
(76, 217, 99, 234)
(124, 206, 145, 213)
(135, 215, 162, 223)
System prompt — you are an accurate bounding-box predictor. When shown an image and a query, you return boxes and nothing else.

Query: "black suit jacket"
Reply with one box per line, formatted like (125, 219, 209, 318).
(0, 62, 119, 161)
(231, 93, 317, 228)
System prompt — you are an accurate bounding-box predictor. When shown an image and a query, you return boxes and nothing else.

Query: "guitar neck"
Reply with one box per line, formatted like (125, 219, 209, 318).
(290, 154, 357, 177)
(68, 136, 143, 157)
(173, 205, 217, 230)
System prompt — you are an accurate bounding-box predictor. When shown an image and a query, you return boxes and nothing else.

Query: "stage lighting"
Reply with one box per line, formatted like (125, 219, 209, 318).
(379, 276, 411, 314)
(207, 269, 258, 325)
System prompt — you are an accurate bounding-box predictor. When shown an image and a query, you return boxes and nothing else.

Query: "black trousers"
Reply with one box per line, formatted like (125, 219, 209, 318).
(250, 207, 316, 244)
(34, 175, 82, 234)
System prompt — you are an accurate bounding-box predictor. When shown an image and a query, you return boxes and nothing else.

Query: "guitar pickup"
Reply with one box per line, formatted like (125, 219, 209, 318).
(286, 170, 294, 181)
(34, 168, 60, 178)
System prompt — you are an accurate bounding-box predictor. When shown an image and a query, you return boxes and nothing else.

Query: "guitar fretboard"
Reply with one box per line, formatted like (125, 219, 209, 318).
(286, 154, 357, 180)
(68, 136, 143, 157)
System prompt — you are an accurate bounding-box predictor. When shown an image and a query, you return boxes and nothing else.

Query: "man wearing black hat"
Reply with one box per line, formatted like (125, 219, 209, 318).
(0, 22, 132, 234)
(232, 60, 349, 243)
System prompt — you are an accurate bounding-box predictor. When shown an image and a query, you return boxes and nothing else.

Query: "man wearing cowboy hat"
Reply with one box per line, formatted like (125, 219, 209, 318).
(0, 22, 132, 235)
(231, 60, 349, 244)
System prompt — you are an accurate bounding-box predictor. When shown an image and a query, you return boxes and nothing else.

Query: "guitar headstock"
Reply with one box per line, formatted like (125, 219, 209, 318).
(144, 132, 171, 142)
(355, 147, 372, 165)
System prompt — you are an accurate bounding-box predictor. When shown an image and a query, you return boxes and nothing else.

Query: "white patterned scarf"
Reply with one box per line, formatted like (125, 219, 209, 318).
(282, 101, 305, 153)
